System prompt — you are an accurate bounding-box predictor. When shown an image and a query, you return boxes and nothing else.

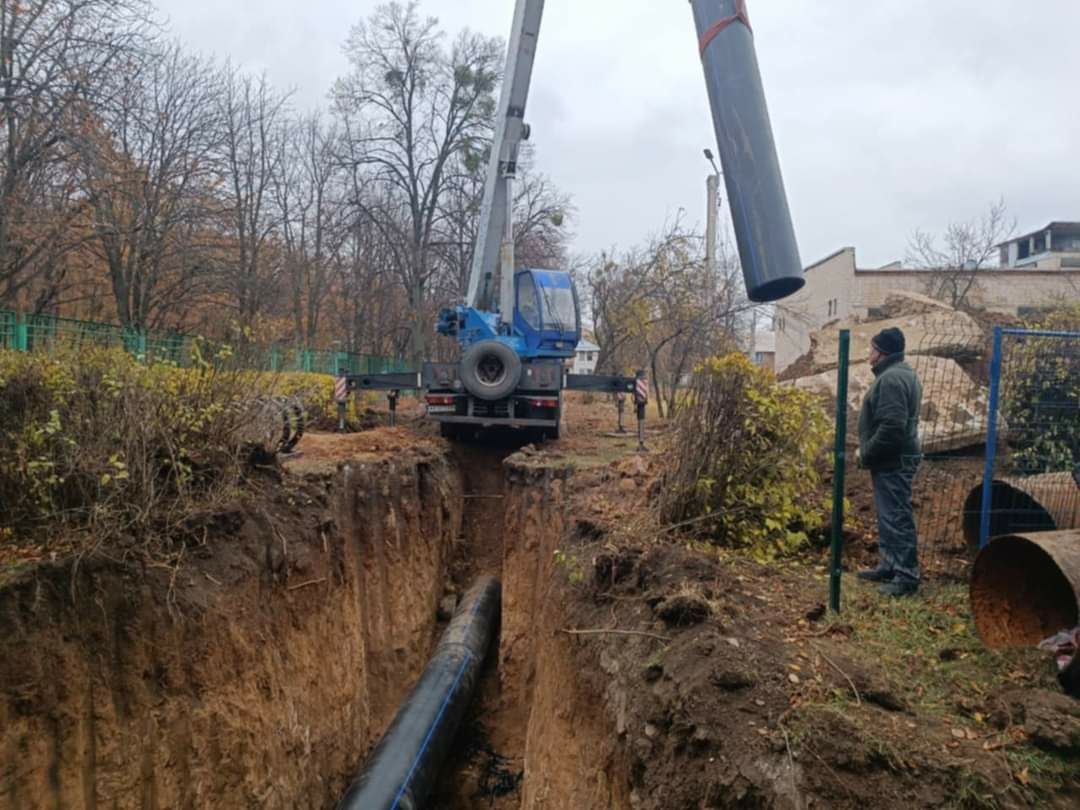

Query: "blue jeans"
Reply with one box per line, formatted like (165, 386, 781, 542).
(871, 469, 920, 585)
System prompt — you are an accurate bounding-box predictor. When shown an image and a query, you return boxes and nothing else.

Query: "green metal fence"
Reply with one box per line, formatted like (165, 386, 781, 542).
(0, 309, 407, 377)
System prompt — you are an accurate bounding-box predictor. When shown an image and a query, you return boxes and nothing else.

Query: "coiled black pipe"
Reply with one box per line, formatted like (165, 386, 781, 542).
(337, 577, 501, 810)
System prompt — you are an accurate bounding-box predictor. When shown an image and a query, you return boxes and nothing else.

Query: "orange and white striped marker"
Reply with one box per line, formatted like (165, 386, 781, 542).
(635, 377, 649, 403)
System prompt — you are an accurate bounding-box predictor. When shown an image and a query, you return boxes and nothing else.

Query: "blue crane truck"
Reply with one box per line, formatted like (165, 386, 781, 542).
(345, 0, 804, 442)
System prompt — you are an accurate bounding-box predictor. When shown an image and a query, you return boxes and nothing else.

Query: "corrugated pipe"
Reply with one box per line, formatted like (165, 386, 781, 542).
(971, 531, 1080, 648)
(962, 472, 1080, 548)
(337, 577, 501, 810)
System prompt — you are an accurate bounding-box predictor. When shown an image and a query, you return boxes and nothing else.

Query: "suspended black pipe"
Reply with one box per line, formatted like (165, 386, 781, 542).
(690, 0, 805, 303)
(337, 577, 501, 810)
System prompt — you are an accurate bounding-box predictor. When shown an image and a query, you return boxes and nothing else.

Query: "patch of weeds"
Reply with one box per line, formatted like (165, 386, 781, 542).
(553, 548, 585, 585)
(785, 703, 917, 777)
(1006, 746, 1075, 799)
(943, 772, 1001, 810)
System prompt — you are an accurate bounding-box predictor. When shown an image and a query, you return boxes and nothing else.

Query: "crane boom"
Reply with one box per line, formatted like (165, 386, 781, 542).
(349, 0, 805, 445)
(466, 0, 545, 320)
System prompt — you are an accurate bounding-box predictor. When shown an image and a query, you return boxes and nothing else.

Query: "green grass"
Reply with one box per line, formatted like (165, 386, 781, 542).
(832, 580, 1051, 717)
(1005, 747, 1074, 797)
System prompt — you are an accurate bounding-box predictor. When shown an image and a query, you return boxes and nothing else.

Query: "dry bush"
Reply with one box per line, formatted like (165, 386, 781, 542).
(0, 347, 299, 548)
(659, 354, 830, 559)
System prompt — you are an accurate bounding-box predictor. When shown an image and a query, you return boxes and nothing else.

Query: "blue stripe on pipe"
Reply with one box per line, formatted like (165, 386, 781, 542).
(390, 649, 474, 810)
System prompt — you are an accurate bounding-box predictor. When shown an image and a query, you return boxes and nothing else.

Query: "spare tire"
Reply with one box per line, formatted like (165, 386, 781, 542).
(460, 340, 521, 401)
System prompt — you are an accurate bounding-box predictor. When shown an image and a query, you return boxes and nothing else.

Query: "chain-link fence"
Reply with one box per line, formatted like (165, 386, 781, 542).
(827, 317, 1080, 609)
(905, 316, 992, 581)
(0, 309, 406, 377)
(971, 328, 1080, 549)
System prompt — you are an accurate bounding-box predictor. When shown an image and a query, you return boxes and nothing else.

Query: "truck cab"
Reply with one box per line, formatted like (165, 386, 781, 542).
(425, 269, 581, 439)
(513, 269, 581, 359)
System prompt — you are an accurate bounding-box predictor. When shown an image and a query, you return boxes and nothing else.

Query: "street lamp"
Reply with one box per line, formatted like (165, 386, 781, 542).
(703, 148, 720, 177)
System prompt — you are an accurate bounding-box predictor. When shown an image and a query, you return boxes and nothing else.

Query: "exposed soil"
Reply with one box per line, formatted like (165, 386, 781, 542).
(524, 447, 1080, 808)
(3, 390, 1078, 810)
(0, 438, 462, 809)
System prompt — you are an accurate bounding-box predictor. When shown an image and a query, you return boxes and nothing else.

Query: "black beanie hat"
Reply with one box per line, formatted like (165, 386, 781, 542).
(872, 327, 905, 356)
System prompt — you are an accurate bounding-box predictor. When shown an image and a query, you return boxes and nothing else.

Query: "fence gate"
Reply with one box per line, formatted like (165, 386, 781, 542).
(978, 328, 1080, 548)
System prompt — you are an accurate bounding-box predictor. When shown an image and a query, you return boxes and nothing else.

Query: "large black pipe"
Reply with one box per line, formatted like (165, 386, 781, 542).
(337, 577, 501, 810)
(690, 0, 804, 303)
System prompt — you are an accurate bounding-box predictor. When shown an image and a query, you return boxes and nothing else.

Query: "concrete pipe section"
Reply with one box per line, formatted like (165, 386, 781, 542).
(337, 577, 501, 810)
(971, 531, 1080, 648)
(962, 472, 1080, 549)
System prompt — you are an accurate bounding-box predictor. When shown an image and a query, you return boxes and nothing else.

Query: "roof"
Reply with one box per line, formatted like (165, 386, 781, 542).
(997, 221, 1080, 248)
(805, 246, 855, 273)
(576, 338, 600, 352)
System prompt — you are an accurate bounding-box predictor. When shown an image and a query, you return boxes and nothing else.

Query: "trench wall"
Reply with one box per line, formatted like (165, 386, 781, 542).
(501, 461, 631, 809)
(0, 452, 461, 810)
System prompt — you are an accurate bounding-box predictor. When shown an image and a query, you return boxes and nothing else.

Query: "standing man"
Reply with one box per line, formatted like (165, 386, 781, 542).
(857, 327, 924, 597)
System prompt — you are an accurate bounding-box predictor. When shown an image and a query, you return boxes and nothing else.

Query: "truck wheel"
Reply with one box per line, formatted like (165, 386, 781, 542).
(460, 340, 521, 401)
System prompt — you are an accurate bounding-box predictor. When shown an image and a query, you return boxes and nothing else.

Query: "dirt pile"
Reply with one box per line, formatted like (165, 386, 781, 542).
(0, 437, 461, 809)
(795, 354, 999, 454)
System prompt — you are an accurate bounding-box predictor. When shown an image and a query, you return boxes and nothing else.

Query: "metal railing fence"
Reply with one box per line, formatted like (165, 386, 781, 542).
(0, 309, 406, 378)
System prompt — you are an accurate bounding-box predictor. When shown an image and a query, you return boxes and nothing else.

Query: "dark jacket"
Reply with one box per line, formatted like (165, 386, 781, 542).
(858, 353, 923, 472)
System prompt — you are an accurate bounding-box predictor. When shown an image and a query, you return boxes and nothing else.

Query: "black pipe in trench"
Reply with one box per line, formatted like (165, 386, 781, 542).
(337, 576, 501, 810)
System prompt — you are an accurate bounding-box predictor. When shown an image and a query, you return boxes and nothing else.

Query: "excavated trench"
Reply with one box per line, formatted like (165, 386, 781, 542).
(0, 436, 622, 810)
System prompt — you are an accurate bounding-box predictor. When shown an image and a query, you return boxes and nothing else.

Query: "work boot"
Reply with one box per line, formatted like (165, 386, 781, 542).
(880, 580, 919, 598)
(856, 567, 893, 583)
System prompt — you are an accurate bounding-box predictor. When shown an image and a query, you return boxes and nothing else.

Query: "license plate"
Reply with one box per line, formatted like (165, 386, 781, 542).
(428, 406, 456, 414)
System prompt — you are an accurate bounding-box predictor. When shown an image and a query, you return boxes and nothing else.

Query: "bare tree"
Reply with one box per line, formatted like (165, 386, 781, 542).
(587, 219, 750, 418)
(217, 67, 291, 333)
(75, 42, 223, 329)
(0, 0, 153, 305)
(272, 111, 349, 345)
(333, 0, 501, 366)
(906, 198, 1016, 309)
(435, 143, 573, 302)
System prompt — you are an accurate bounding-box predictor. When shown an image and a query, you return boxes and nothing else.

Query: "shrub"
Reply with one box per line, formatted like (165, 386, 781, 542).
(659, 354, 830, 559)
(0, 347, 292, 546)
(1003, 305, 1080, 475)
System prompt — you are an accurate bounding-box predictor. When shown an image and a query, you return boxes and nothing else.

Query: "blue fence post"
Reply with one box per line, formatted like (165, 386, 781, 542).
(979, 326, 1005, 549)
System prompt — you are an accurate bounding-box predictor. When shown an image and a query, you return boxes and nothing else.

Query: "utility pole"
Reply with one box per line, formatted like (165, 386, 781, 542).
(703, 149, 720, 277)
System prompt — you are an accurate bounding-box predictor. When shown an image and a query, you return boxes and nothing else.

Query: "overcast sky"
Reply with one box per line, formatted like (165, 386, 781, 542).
(155, 0, 1080, 269)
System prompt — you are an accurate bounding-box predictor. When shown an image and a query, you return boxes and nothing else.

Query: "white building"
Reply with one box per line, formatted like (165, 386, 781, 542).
(998, 221, 1080, 269)
(572, 338, 600, 375)
(771, 240, 1080, 373)
(751, 330, 776, 371)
